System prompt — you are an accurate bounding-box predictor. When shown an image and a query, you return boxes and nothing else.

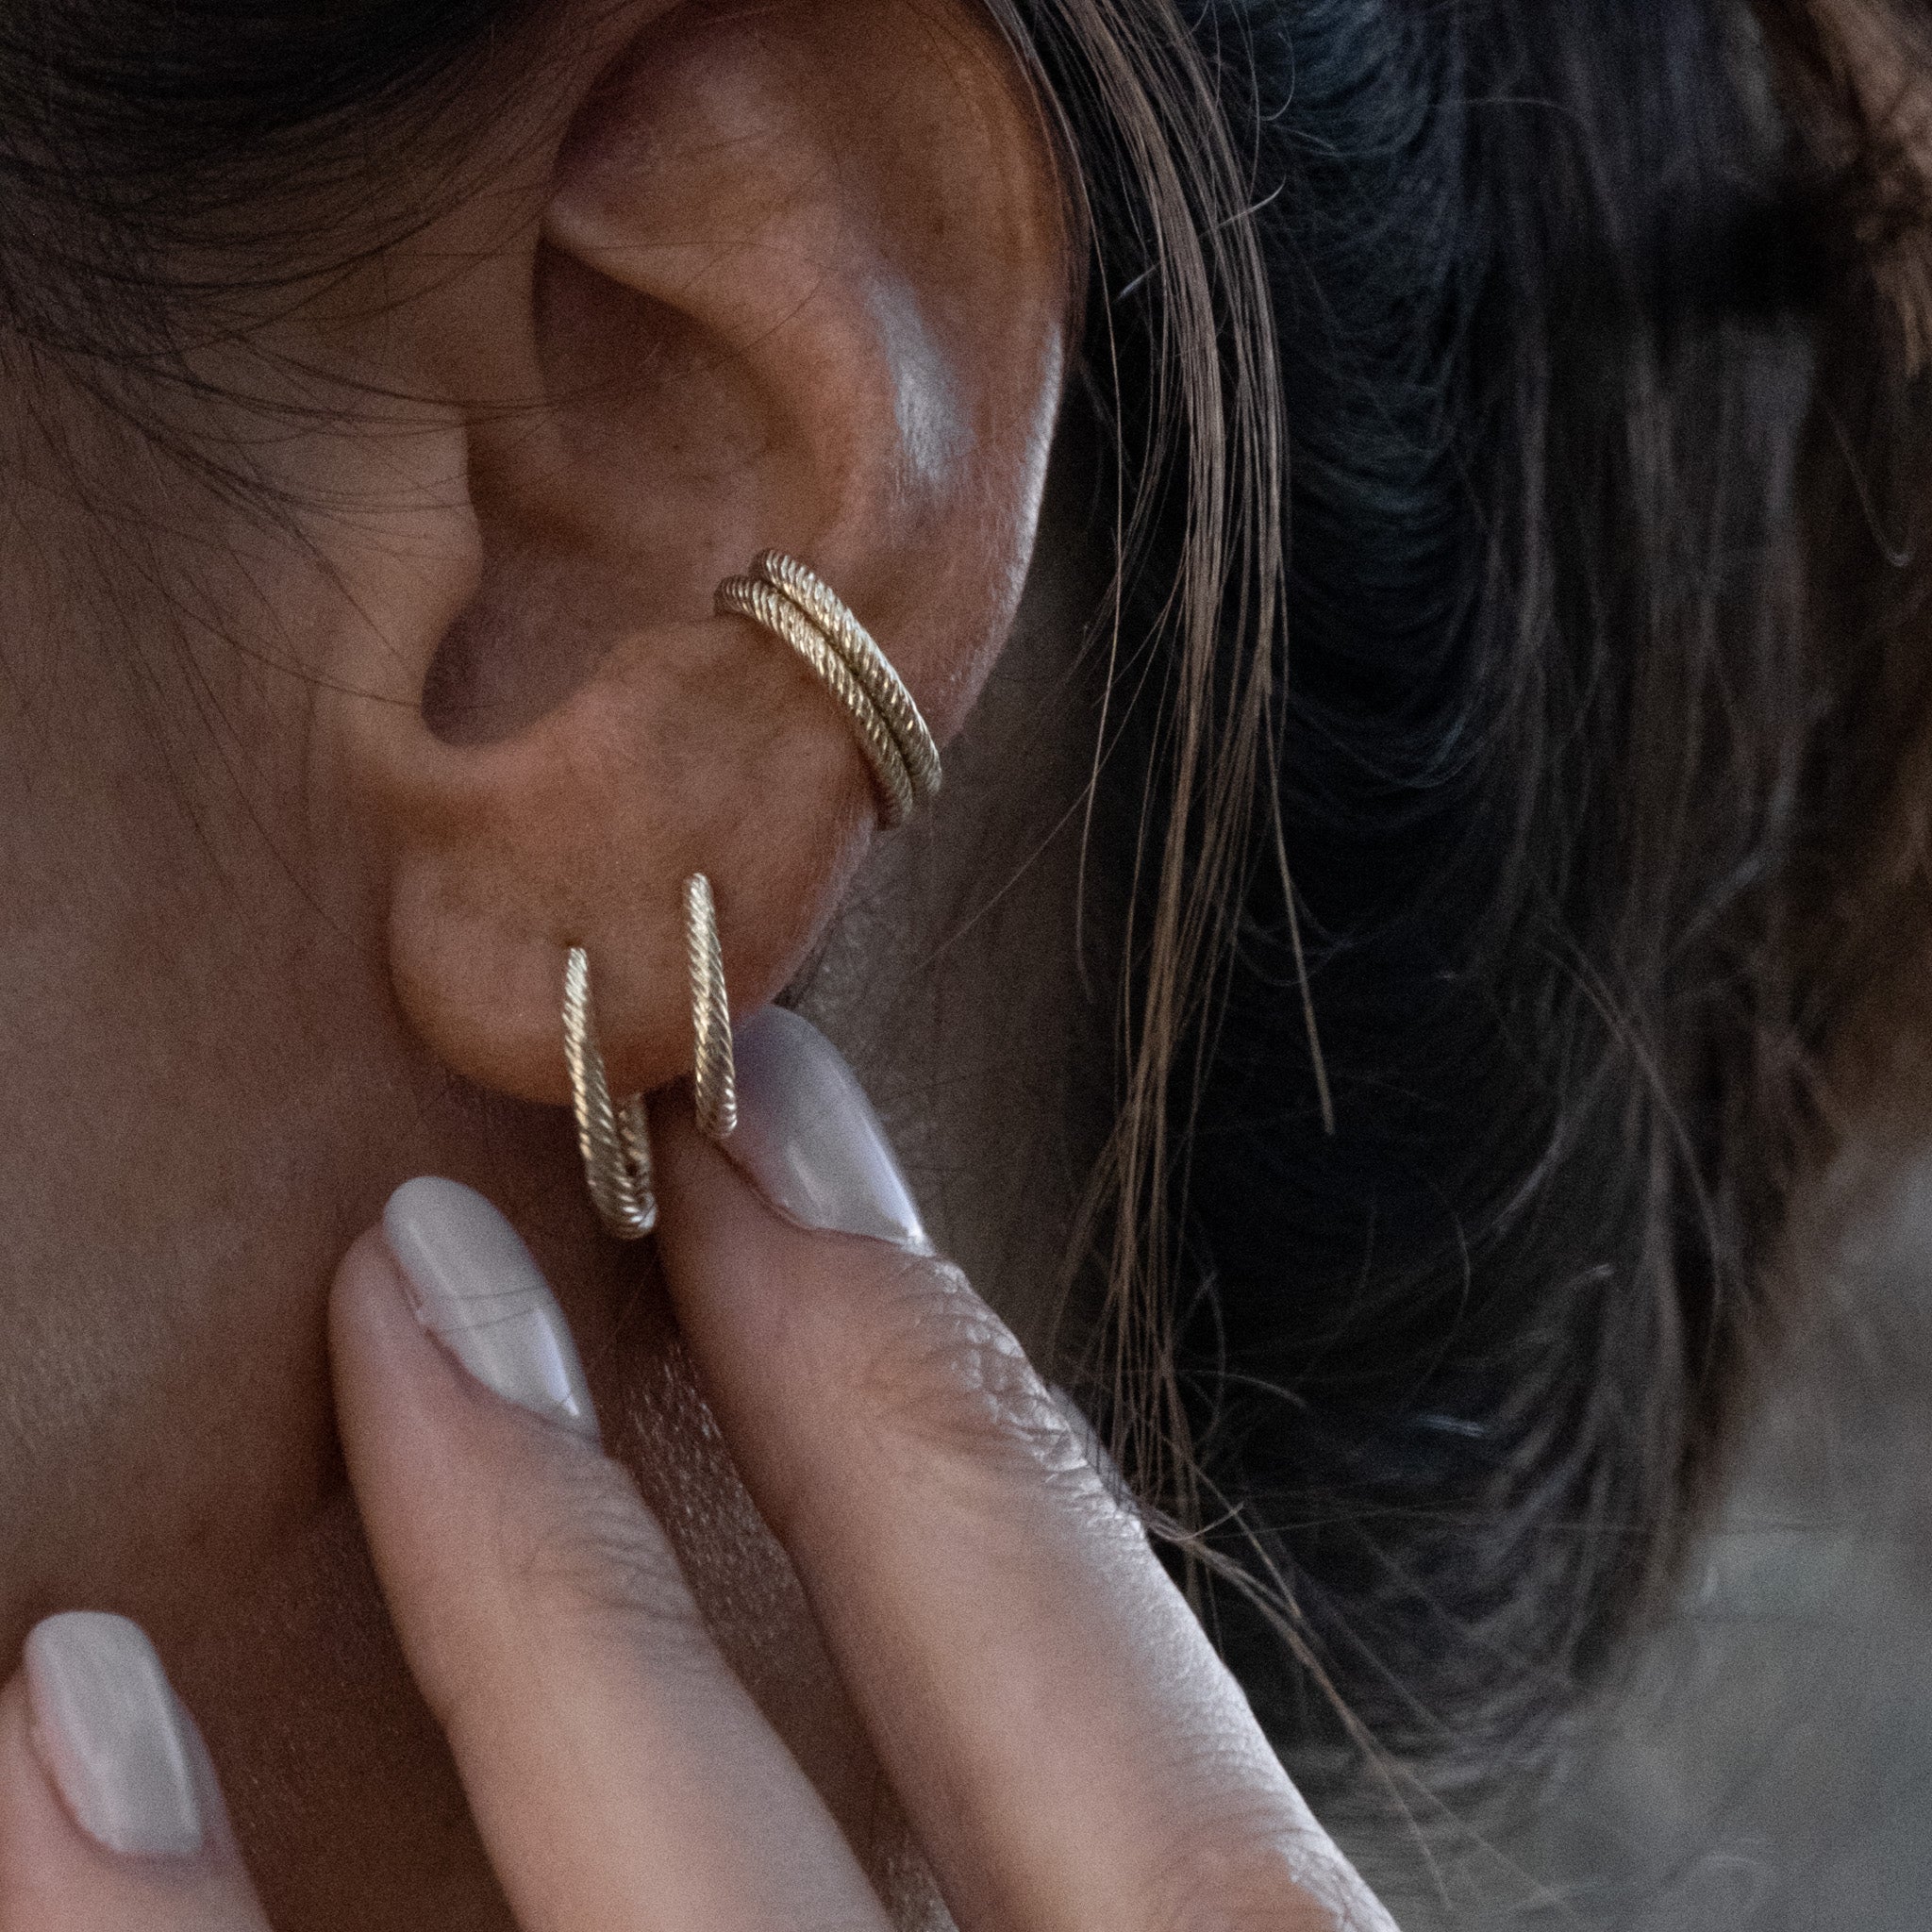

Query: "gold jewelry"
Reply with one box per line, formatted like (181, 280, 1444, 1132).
(684, 873, 736, 1141)
(563, 946, 657, 1240)
(717, 575, 916, 824)
(714, 551, 941, 827)
(753, 553, 942, 802)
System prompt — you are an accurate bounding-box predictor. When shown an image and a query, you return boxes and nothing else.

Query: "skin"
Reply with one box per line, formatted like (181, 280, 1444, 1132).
(0, 0, 1391, 1923)
(0, 1107, 1394, 1930)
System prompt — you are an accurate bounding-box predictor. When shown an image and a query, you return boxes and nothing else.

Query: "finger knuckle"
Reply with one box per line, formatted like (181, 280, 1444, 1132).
(498, 1462, 705, 1653)
(760, 1256, 1132, 1546)
(423, 1458, 712, 1740)
(845, 1261, 1075, 1474)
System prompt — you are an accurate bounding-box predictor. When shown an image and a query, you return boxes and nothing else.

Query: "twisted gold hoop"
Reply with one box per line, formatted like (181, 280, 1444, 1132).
(715, 575, 916, 825)
(753, 553, 941, 802)
(714, 551, 941, 828)
(684, 874, 737, 1141)
(563, 946, 657, 1240)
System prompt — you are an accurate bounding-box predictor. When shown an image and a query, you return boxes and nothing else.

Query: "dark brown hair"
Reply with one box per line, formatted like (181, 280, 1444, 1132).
(1093, 0, 1932, 1802)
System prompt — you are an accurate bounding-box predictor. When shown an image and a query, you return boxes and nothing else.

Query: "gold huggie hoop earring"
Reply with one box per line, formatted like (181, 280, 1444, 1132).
(563, 946, 658, 1240)
(714, 551, 941, 828)
(684, 873, 736, 1141)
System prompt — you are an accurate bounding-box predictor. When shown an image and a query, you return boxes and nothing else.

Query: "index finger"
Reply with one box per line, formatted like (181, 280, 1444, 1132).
(654, 1009, 1394, 1932)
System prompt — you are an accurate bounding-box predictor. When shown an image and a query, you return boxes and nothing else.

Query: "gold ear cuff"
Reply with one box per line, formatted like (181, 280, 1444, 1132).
(564, 873, 737, 1241)
(715, 551, 941, 827)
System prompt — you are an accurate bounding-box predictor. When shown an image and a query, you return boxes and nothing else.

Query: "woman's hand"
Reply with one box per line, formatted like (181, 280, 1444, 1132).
(0, 1009, 1396, 1932)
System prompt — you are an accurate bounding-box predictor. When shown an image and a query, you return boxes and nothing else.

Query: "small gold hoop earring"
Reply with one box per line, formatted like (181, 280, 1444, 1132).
(684, 873, 737, 1141)
(714, 551, 941, 827)
(562, 946, 658, 1240)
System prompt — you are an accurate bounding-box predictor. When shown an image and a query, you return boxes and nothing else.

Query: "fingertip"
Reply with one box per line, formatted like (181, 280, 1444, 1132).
(23, 1612, 207, 1861)
(329, 1222, 406, 1339)
(649, 1025, 1046, 1545)
(331, 1184, 599, 1446)
(668, 1008, 935, 1255)
(0, 1614, 266, 1930)
(327, 1220, 431, 1416)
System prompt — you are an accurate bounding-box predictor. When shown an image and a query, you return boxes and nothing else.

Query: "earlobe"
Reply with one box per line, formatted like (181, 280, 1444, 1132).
(353, 0, 1068, 1121)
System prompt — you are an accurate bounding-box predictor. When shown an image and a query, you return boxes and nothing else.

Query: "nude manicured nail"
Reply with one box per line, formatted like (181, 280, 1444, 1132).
(25, 1613, 205, 1858)
(725, 1008, 932, 1252)
(384, 1176, 599, 1442)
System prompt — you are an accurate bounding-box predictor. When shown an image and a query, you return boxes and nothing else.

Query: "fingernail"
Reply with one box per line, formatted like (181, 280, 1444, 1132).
(724, 1008, 932, 1252)
(25, 1613, 205, 1858)
(383, 1176, 600, 1442)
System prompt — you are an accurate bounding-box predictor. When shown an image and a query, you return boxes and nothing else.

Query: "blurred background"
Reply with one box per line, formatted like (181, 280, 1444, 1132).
(1343, 1126, 1932, 1929)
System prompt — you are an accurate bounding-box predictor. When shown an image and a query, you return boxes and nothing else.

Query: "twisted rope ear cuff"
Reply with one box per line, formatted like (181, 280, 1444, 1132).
(715, 552, 941, 827)
(564, 874, 738, 1241)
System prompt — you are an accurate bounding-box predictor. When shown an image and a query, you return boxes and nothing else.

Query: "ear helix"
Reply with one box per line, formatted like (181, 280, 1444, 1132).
(562, 555, 941, 1240)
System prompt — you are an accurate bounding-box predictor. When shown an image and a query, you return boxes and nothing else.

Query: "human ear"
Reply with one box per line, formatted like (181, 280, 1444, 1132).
(338, 0, 1069, 1108)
